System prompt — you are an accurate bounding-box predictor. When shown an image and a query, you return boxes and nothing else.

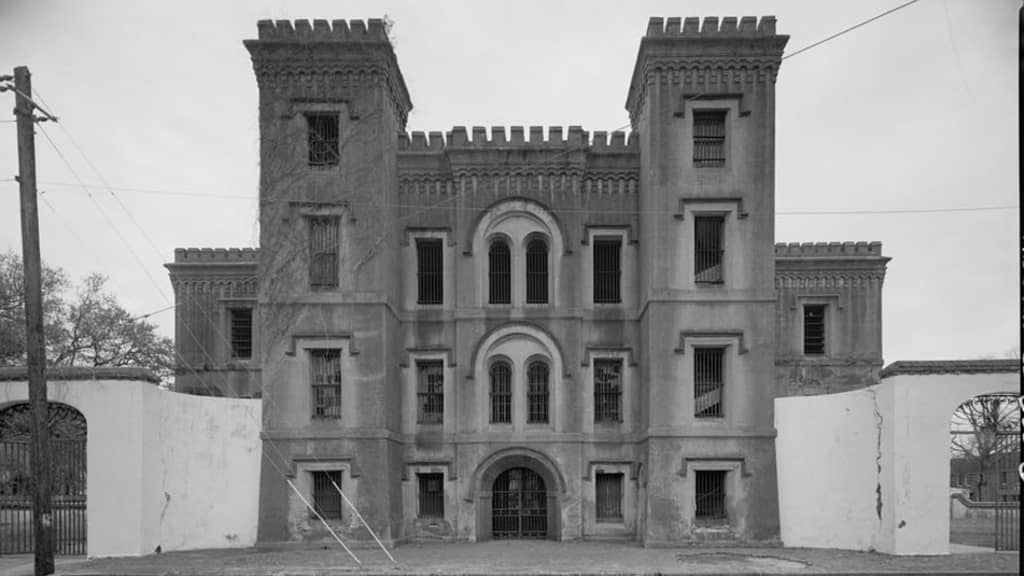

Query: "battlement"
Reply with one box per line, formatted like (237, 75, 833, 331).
(254, 19, 390, 42)
(645, 16, 777, 37)
(774, 242, 884, 258)
(397, 126, 637, 153)
(173, 248, 260, 263)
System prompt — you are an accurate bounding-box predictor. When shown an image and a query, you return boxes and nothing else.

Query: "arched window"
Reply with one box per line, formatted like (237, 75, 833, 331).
(525, 238, 548, 304)
(490, 361, 512, 423)
(489, 239, 511, 304)
(526, 361, 549, 424)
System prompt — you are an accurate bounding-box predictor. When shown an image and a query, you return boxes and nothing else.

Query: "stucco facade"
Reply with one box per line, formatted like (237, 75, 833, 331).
(166, 17, 889, 546)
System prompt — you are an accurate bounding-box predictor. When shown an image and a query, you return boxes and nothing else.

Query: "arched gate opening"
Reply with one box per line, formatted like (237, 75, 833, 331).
(0, 402, 87, 555)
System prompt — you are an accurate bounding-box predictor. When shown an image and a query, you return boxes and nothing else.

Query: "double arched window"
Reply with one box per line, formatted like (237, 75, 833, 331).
(487, 359, 550, 425)
(487, 236, 549, 305)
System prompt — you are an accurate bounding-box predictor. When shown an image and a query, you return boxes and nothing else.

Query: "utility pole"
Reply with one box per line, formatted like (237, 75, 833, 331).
(10, 65, 54, 576)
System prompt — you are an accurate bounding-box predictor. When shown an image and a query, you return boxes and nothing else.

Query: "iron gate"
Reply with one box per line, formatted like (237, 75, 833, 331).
(0, 403, 87, 556)
(993, 447, 1019, 551)
(492, 467, 547, 539)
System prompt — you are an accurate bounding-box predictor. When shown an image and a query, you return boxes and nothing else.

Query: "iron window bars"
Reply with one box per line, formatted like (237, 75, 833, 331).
(694, 348, 724, 418)
(311, 470, 343, 519)
(416, 360, 444, 424)
(418, 473, 444, 518)
(694, 216, 724, 284)
(596, 473, 623, 522)
(803, 305, 826, 355)
(308, 216, 339, 288)
(593, 238, 622, 304)
(490, 361, 512, 423)
(526, 239, 549, 304)
(311, 349, 342, 419)
(694, 470, 727, 521)
(594, 359, 623, 423)
(416, 239, 443, 305)
(527, 361, 549, 424)
(489, 239, 511, 304)
(306, 113, 340, 167)
(229, 308, 253, 360)
(693, 111, 726, 167)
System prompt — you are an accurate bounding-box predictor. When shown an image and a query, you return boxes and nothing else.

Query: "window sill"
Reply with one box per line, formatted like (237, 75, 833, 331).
(596, 518, 624, 524)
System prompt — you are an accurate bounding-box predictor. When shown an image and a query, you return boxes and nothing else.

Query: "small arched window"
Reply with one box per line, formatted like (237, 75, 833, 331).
(490, 361, 512, 423)
(489, 239, 511, 304)
(525, 238, 548, 304)
(526, 361, 549, 424)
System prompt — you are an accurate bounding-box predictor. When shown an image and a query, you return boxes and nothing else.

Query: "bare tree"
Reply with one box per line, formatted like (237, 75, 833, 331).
(950, 394, 1017, 500)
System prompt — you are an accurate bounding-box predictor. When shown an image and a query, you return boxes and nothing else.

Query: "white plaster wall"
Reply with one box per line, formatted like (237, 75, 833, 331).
(0, 378, 261, 558)
(775, 370, 1017, 555)
(775, 387, 882, 551)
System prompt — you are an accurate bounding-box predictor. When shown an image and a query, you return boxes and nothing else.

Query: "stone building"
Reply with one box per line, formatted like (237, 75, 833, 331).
(166, 16, 888, 545)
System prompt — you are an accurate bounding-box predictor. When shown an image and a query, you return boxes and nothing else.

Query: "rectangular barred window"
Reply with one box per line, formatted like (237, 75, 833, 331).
(596, 473, 623, 522)
(311, 349, 342, 419)
(694, 216, 724, 284)
(309, 216, 339, 288)
(416, 239, 443, 305)
(694, 348, 724, 418)
(418, 473, 444, 518)
(693, 111, 726, 167)
(416, 360, 444, 425)
(694, 470, 727, 522)
(307, 113, 339, 167)
(593, 238, 622, 304)
(594, 359, 623, 423)
(312, 470, 343, 519)
(229, 308, 253, 360)
(803, 305, 826, 355)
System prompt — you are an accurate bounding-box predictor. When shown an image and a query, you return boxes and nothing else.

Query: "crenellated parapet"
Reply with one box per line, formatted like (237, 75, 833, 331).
(774, 242, 884, 258)
(173, 248, 260, 262)
(244, 19, 412, 129)
(397, 126, 638, 153)
(626, 16, 788, 128)
(774, 241, 889, 289)
(166, 248, 259, 298)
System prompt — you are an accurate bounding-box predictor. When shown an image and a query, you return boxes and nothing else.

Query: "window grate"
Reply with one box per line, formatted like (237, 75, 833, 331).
(490, 362, 512, 423)
(309, 217, 339, 287)
(693, 111, 726, 167)
(311, 349, 342, 419)
(596, 473, 623, 522)
(526, 239, 549, 304)
(416, 239, 443, 305)
(527, 361, 549, 424)
(229, 308, 253, 360)
(695, 470, 727, 521)
(307, 113, 340, 167)
(694, 216, 724, 284)
(803, 305, 826, 355)
(593, 238, 622, 304)
(594, 359, 622, 423)
(418, 473, 444, 518)
(489, 240, 511, 304)
(694, 348, 724, 418)
(416, 360, 444, 424)
(312, 470, 343, 519)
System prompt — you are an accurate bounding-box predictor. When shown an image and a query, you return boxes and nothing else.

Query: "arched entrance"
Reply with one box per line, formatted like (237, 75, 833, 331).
(492, 467, 547, 538)
(0, 402, 87, 555)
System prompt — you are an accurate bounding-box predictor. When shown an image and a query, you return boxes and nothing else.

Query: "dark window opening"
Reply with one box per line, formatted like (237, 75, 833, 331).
(694, 348, 724, 418)
(594, 359, 622, 423)
(311, 349, 342, 419)
(418, 473, 444, 518)
(526, 238, 549, 304)
(417, 239, 443, 305)
(307, 113, 340, 167)
(694, 470, 727, 522)
(693, 111, 726, 167)
(417, 360, 444, 424)
(593, 238, 622, 304)
(803, 305, 826, 355)
(312, 470, 343, 519)
(490, 361, 512, 424)
(527, 361, 549, 424)
(229, 308, 253, 360)
(694, 216, 724, 284)
(596, 473, 623, 522)
(489, 239, 511, 304)
(309, 216, 339, 288)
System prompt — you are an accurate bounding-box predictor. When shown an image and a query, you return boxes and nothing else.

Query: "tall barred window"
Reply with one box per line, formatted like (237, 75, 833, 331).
(306, 113, 340, 167)
(416, 239, 443, 305)
(490, 361, 512, 424)
(311, 470, 343, 519)
(693, 348, 724, 418)
(693, 111, 726, 167)
(416, 360, 444, 424)
(526, 361, 549, 424)
(308, 216, 339, 288)
(593, 238, 622, 304)
(694, 216, 724, 284)
(525, 238, 549, 304)
(310, 349, 342, 419)
(229, 308, 253, 360)
(489, 239, 511, 304)
(596, 473, 623, 522)
(695, 470, 727, 522)
(803, 305, 826, 355)
(594, 359, 623, 423)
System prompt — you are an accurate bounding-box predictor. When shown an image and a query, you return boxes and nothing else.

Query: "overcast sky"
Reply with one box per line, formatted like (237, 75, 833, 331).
(0, 0, 1017, 363)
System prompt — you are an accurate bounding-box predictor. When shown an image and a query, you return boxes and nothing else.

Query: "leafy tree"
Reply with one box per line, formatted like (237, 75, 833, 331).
(0, 250, 174, 384)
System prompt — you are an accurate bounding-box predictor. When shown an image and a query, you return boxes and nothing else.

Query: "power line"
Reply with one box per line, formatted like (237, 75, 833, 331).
(783, 0, 923, 61)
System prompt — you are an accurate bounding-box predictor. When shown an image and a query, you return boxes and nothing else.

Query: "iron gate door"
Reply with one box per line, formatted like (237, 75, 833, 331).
(492, 467, 547, 539)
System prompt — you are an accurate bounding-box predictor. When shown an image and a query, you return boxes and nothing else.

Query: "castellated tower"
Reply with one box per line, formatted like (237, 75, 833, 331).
(626, 17, 788, 543)
(244, 19, 412, 544)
